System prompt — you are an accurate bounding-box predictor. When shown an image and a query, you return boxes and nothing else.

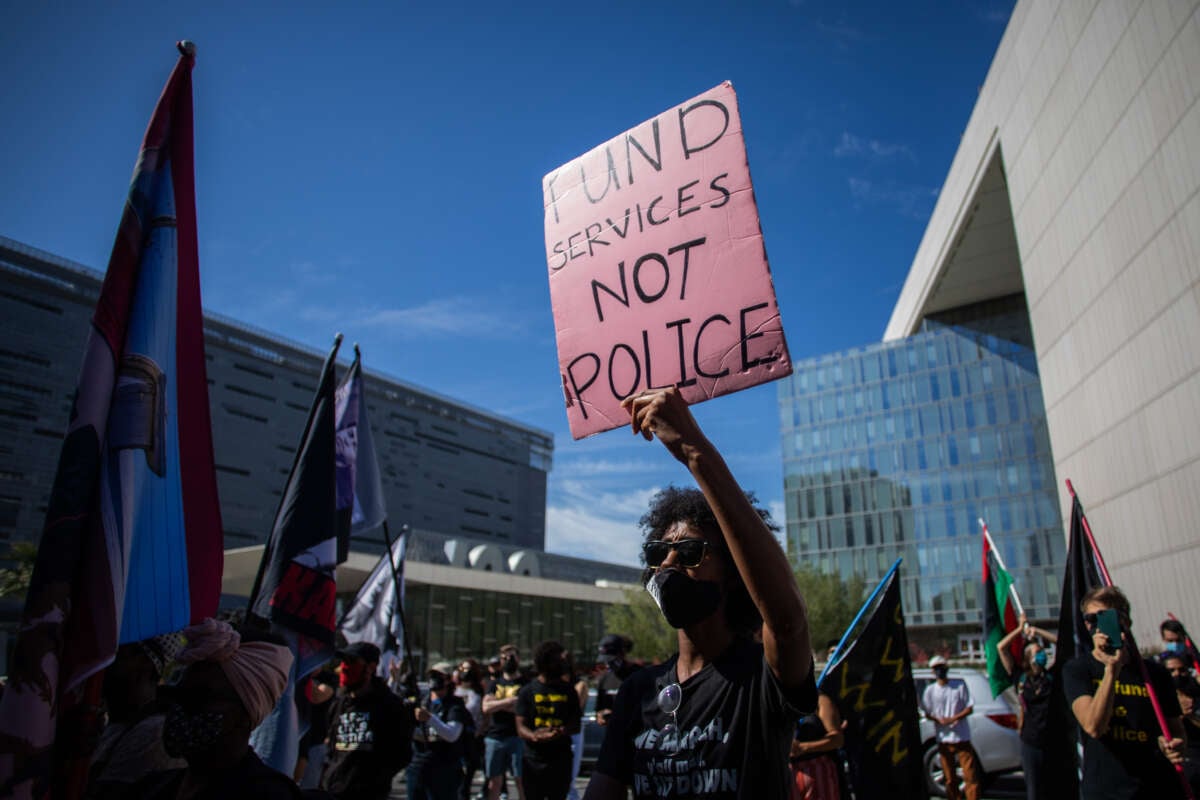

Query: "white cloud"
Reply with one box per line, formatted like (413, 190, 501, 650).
(834, 132, 915, 161)
(361, 297, 527, 338)
(545, 504, 644, 566)
(848, 177, 938, 219)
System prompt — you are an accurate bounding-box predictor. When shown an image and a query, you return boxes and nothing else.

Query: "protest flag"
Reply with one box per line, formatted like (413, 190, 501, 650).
(247, 333, 343, 775)
(336, 347, 411, 672)
(0, 42, 221, 799)
(820, 559, 926, 800)
(334, 345, 387, 562)
(339, 523, 408, 658)
(981, 519, 1023, 697)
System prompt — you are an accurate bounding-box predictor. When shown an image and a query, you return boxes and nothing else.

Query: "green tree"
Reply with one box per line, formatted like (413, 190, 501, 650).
(793, 564, 868, 655)
(603, 586, 678, 663)
(0, 540, 39, 600)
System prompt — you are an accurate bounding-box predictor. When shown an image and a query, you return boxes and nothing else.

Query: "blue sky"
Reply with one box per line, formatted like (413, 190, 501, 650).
(0, 1, 1014, 566)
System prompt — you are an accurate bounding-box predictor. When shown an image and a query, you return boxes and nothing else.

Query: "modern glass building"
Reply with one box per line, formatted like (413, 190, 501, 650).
(779, 298, 1064, 646)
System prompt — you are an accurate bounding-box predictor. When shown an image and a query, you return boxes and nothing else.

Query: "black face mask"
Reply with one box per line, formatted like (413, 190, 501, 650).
(162, 704, 226, 758)
(645, 570, 722, 629)
(502, 656, 518, 674)
(933, 666, 949, 680)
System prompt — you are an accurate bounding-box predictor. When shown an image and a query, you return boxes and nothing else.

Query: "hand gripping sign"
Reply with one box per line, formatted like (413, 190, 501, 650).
(544, 81, 791, 438)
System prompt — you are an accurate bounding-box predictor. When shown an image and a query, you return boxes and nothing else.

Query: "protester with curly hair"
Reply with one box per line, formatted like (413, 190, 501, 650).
(585, 387, 815, 800)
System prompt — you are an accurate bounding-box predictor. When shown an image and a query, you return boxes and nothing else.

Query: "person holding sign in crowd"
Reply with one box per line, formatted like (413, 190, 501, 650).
(584, 387, 815, 800)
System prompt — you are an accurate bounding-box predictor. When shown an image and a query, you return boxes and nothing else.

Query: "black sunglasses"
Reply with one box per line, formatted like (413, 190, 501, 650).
(1082, 613, 1099, 628)
(643, 539, 710, 569)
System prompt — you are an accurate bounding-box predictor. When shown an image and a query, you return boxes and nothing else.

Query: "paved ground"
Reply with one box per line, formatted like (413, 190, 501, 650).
(387, 770, 1026, 798)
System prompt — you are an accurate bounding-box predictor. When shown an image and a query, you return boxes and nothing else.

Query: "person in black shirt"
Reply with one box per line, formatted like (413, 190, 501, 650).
(594, 635, 637, 728)
(994, 613, 1060, 800)
(321, 641, 414, 800)
(1064, 585, 1187, 799)
(516, 641, 582, 800)
(483, 644, 527, 800)
(584, 388, 816, 800)
(408, 662, 470, 800)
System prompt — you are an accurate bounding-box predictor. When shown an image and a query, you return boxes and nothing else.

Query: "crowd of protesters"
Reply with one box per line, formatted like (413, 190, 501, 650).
(70, 387, 1200, 800)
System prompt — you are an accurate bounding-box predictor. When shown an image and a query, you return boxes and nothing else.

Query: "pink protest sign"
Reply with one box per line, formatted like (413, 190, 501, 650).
(544, 81, 792, 439)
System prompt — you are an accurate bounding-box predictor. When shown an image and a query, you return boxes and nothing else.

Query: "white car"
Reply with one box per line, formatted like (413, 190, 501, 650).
(914, 667, 1023, 798)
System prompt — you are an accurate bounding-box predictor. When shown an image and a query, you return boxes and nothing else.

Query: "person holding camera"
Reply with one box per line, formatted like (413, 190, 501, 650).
(1064, 585, 1187, 799)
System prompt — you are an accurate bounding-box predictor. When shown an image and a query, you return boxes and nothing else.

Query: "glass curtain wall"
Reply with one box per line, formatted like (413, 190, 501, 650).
(779, 306, 1064, 628)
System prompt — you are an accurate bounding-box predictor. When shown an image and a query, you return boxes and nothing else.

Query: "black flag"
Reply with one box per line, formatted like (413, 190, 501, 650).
(1043, 493, 1104, 797)
(822, 567, 926, 799)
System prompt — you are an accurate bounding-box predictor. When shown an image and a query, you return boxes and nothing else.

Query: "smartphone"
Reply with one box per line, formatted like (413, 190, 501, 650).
(1095, 608, 1123, 652)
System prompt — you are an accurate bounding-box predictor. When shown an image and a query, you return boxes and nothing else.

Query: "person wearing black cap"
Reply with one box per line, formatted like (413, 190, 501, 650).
(594, 635, 637, 727)
(408, 662, 470, 800)
(320, 641, 415, 800)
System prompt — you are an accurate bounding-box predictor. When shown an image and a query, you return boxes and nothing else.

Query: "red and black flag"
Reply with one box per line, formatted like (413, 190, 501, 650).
(0, 43, 221, 799)
(821, 561, 926, 799)
(248, 333, 344, 644)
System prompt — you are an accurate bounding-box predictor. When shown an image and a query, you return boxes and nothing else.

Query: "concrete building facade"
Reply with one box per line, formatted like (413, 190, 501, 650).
(886, 0, 1200, 642)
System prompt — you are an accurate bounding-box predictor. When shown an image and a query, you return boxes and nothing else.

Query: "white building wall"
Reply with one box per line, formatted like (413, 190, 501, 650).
(887, 0, 1200, 643)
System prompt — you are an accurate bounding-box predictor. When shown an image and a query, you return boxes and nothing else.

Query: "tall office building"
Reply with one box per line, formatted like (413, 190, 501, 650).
(0, 236, 551, 555)
(886, 0, 1200, 643)
(0, 236, 640, 669)
(781, 297, 1064, 651)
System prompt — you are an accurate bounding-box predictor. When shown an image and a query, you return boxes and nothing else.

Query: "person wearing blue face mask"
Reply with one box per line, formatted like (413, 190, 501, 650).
(1016, 639, 1055, 800)
(995, 613, 1060, 800)
(1159, 620, 1199, 667)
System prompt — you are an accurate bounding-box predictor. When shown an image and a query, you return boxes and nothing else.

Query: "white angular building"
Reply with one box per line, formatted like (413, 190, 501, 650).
(886, 0, 1200, 642)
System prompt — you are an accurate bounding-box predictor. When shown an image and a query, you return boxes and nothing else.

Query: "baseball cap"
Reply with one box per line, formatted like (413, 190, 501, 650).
(430, 661, 455, 675)
(929, 655, 948, 668)
(598, 634, 630, 663)
(335, 641, 381, 663)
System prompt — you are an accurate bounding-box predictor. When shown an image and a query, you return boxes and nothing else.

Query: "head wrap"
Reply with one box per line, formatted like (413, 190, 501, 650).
(176, 618, 293, 729)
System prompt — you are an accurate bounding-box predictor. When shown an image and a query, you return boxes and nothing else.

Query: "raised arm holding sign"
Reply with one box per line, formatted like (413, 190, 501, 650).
(544, 82, 791, 438)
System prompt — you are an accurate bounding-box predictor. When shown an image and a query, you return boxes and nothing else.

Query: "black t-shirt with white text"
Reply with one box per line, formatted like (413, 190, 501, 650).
(485, 675, 526, 739)
(595, 638, 815, 800)
(515, 678, 582, 766)
(1063, 654, 1184, 800)
(320, 677, 413, 799)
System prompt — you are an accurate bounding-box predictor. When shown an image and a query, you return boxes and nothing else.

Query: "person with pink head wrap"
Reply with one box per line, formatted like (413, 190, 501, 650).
(124, 619, 303, 799)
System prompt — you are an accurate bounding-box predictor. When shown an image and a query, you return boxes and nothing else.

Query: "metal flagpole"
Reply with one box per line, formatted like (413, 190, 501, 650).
(380, 520, 414, 666)
(979, 518, 1025, 618)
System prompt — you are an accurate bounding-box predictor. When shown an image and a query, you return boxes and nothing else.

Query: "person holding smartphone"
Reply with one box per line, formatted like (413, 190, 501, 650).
(1063, 585, 1187, 799)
